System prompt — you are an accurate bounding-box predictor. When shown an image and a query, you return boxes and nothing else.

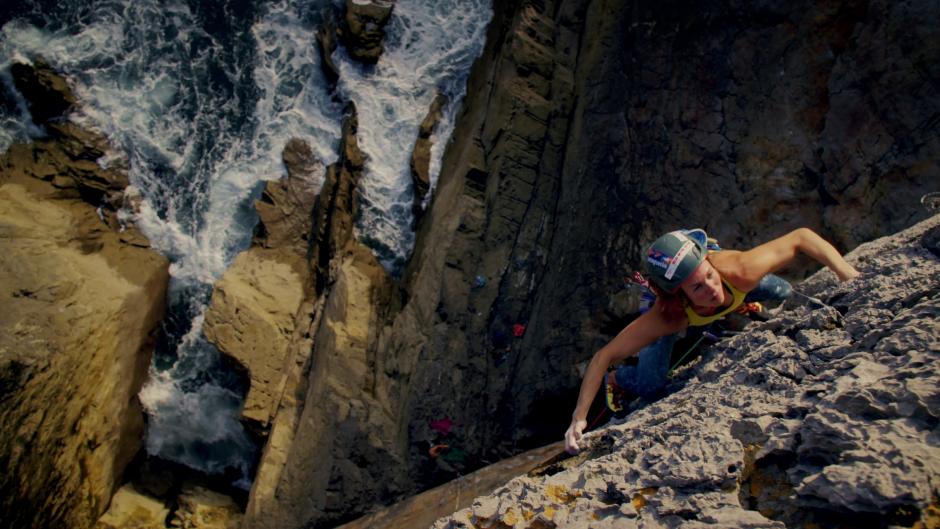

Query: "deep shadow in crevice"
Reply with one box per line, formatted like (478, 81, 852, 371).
(738, 448, 926, 528)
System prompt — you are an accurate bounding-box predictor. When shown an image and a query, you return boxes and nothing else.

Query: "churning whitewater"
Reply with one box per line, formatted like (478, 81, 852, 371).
(0, 0, 491, 486)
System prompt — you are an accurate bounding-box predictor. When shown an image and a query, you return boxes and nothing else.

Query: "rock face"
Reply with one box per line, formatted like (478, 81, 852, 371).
(170, 483, 243, 529)
(203, 103, 399, 529)
(203, 250, 306, 430)
(433, 212, 940, 529)
(335, 442, 565, 529)
(316, 20, 341, 88)
(242, 0, 940, 527)
(411, 92, 447, 219)
(95, 484, 170, 529)
(0, 61, 169, 529)
(397, 0, 940, 467)
(203, 137, 323, 433)
(337, 0, 395, 64)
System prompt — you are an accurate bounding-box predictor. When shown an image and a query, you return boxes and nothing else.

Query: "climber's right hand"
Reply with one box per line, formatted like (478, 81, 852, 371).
(564, 418, 587, 454)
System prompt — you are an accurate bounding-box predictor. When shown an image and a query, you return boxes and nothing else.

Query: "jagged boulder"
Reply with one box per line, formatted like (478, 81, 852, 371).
(0, 62, 169, 529)
(337, 0, 395, 64)
(169, 483, 243, 529)
(8, 60, 130, 210)
(95, 484, 170, 529)
(203, 137, 323, 432)
(243, 104, 402, 529)
(254, 138, 323, 252)
(316, 19, 341, 87)
(432, 213, 940, 528)
(203, 249, 306, 431)
(10, 58, 77, 125)
(410, 92, 446, 220)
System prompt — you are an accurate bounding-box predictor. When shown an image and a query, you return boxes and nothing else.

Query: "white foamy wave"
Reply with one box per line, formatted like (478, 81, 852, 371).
(0, 25, 61, 150)
(336, 0, 492, 271)
(140, 370, 255, 479)
(251, 0, 344, 171)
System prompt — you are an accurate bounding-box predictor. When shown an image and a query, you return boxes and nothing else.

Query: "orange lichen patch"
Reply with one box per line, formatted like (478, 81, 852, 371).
(523, 510, 535, 521)
(501, 509, 519, 526)
(739, 444, 762, 481)
(545, 484, 580, 504)
(631, 487, 658, 510)
(632, 493, 647, 510)
(543, 506, 556, 520)
(913, 497, 940, 529)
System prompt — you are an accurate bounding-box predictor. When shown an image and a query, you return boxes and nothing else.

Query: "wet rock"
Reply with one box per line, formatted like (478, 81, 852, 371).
(338, 0, 395, 64)
(6, 60, 129, 212)
(10, 57, 76, 125)
(254, 138, 322, 252)
(309, 102, 367, 293)
(316, 18, 340, 87)
(410, 92, 446, 221)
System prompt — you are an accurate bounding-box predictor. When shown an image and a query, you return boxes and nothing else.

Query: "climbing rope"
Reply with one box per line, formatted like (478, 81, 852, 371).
(668, 333, 707, 375)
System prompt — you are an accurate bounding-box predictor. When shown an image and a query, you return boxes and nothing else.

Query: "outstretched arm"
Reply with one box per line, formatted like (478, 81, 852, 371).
(729, 228, 859, 289)
(564, 306, 683, 454)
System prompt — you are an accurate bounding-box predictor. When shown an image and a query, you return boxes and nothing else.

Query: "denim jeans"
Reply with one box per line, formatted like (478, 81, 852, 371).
(614, 274, 792, 398)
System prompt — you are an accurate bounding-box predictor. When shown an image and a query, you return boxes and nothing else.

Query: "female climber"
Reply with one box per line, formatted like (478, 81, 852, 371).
(564, 227, 860, 454)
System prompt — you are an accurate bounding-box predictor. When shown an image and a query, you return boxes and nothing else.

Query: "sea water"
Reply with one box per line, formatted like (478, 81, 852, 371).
(0, 0, 491, 487)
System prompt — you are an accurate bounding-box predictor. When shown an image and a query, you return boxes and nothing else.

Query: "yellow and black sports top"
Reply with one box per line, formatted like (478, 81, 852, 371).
(684, 278, 747, 327)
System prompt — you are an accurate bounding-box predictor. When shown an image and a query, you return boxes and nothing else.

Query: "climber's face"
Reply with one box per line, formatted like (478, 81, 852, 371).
(680, 259, 726, 308)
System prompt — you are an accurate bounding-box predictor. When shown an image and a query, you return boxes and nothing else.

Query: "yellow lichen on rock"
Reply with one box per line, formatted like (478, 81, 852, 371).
(544, 484, 579, 504)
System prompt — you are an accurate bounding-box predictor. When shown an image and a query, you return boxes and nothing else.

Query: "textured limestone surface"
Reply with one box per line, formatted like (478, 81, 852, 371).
(95, 484, 170, 529)
(169, 483, 243, 529)
(431, 214, 940, 528)
(0, 61, 169, 529)
(203, 248, 305, 428)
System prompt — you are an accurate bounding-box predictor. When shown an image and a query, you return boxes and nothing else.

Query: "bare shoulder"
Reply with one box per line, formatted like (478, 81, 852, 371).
(707, 250, 754, 291)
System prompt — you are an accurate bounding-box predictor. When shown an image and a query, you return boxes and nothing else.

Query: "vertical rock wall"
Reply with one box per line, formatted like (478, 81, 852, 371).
(243, 0, 940, 526)
(400, 0, 940, 464)
(0, 62, 169, 529)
